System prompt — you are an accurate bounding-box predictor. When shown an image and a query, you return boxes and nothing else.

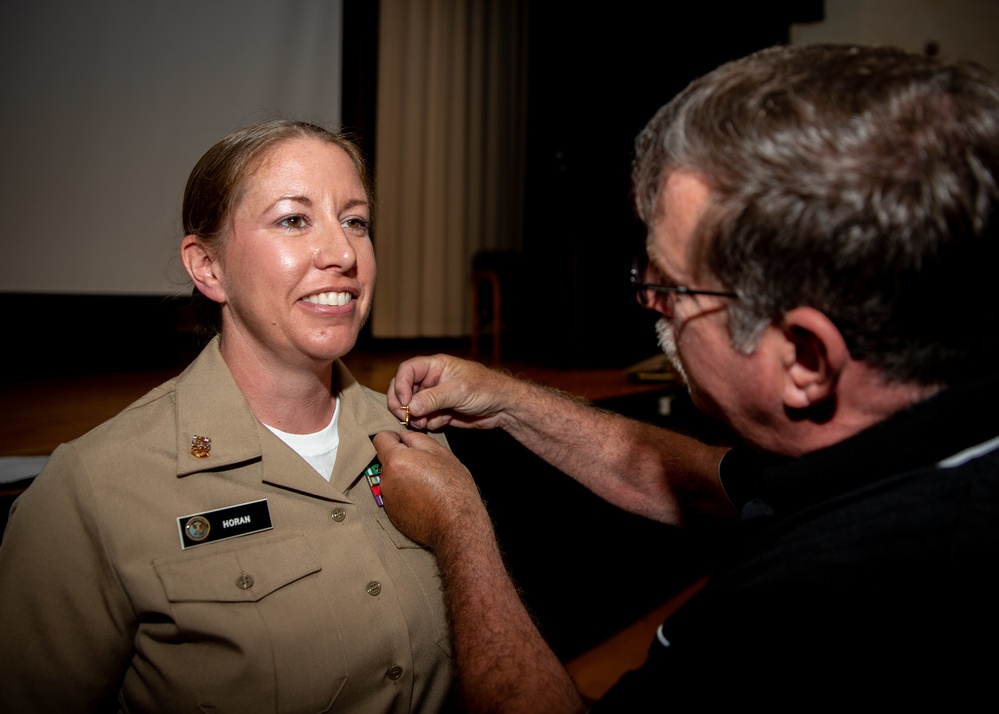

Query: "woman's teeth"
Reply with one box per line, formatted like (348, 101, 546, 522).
(303, 292, 353, 306)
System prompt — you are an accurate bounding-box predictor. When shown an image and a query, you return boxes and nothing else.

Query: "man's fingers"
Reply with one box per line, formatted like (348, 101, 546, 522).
(373, 429, 444, 456)
(372, 431, 402, 455)
(389, 356, 454, 421)
(396, 429, 447, 452)
(407, 388, 438, 418)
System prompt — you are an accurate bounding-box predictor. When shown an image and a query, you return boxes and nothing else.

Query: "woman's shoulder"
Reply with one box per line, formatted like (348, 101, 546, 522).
(69, 378, 180, 453)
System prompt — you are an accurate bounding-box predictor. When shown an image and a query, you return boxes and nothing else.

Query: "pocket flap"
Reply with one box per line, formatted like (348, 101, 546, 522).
(154, 531, 320, 603)
(375, 512, 428, 549)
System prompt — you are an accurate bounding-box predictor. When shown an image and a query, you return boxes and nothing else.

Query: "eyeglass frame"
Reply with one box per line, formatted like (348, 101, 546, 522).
(630, 251, 738, 309)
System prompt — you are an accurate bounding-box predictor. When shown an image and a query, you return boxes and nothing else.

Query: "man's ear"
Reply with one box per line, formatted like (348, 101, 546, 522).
(779, 307, 850, 410)
(180, 235, 226, 304)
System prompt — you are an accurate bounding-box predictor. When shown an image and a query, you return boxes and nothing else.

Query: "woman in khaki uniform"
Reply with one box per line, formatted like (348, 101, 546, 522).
(0, 121, 455, 712)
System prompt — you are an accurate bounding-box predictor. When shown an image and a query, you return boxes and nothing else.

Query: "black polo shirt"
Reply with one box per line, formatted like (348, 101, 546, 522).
(595, 375, 999, 710)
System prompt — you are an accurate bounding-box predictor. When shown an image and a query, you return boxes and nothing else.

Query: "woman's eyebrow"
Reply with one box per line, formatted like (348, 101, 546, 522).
(269, 194, 313, 210)
(341, 198, 369, 212)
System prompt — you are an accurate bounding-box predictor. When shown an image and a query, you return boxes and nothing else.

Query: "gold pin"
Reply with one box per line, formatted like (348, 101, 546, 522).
(191, 435, 212, 458)
(400, 404, 410, 428)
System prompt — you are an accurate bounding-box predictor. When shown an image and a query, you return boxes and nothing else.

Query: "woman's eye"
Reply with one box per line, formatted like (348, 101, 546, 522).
(342, 217, 371, 235)
(278, 215, 307, 229)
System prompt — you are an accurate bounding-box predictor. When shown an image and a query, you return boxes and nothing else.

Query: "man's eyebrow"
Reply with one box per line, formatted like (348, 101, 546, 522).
(648, 251, 680, 284)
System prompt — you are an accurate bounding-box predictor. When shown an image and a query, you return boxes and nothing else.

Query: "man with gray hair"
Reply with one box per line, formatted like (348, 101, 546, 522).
(374, 44, 999, 711)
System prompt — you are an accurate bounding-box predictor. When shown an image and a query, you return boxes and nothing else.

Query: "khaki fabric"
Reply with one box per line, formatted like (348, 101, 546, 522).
(0, 338, 454, 713)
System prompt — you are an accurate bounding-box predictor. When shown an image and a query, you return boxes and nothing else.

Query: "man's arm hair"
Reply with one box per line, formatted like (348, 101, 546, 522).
(373, 430, 585, 713)
(392, 355, 735, 525)
(496, 378, 735, 524)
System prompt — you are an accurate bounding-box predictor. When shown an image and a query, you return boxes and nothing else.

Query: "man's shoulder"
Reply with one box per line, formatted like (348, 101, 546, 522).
(596, 454, 999, 709)
(742, 451, 999, 578)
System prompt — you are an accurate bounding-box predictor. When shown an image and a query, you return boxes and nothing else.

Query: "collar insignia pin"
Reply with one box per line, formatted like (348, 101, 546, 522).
(191, 435, 212, 459)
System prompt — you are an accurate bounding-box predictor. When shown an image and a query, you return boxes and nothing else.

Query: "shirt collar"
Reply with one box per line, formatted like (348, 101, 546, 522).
(724, 373, 999, 517)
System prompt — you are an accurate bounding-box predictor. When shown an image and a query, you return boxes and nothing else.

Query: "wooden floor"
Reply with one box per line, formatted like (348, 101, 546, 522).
(0, 340, 691, 701)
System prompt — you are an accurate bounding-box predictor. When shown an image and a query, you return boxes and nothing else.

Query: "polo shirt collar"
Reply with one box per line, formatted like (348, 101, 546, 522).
(730, 373, 999, 517)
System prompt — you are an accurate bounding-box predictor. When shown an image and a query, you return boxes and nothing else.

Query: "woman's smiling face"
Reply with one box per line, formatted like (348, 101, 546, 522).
(210, 135, 375, 370)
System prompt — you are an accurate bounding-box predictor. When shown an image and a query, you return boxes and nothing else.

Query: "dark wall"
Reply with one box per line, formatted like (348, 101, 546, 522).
(513, 3, 820, 367)
(341, 0, 380, 180)
(0, 293, 200, 382)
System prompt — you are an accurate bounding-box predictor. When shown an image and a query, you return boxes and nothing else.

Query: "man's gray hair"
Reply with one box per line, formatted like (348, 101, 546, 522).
(633, 44, 999, 386)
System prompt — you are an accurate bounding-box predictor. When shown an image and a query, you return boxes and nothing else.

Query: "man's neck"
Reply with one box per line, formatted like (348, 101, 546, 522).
(771, 364, 942, 458)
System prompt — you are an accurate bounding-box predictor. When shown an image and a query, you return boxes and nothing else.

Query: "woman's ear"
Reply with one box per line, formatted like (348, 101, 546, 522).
(181, 235, 226, 304)
(779, 307, 850, 410)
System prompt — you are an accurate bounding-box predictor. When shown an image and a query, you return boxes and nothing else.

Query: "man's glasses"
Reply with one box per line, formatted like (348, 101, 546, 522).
(630, 251, 737, 310)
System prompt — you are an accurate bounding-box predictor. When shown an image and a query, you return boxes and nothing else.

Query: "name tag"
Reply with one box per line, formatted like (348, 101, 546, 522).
(177, 499, 273, 549)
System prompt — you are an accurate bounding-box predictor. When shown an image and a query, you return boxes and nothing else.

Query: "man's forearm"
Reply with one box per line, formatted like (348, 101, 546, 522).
(494, 377, 734, 525)
(435, 513, 585, 714)
(392, 355, 735, 524)
(372, 430, 586, 713)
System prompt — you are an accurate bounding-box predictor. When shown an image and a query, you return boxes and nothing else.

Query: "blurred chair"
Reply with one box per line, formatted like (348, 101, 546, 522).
(470, 250, 521, 362)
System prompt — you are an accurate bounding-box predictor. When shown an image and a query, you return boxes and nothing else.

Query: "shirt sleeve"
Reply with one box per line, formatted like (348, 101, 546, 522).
(716, 445, 775, 509)
(0, 444, 135, 712)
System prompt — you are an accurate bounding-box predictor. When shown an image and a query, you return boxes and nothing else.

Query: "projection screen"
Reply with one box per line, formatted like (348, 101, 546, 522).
(0, 0, 344, 296)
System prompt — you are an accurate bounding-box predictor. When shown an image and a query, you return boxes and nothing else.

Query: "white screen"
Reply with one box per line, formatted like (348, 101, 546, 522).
(0, 0, 343, 295)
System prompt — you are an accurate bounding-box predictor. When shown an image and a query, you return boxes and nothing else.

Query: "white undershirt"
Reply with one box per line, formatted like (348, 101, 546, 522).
(264, 397, 341, 481)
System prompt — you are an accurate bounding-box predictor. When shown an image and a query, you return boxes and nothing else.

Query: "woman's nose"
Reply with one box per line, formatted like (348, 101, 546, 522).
(314, 223, 357, 272)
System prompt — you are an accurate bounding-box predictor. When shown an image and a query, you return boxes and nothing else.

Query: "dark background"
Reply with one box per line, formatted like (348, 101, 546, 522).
(2, 1, 822, 379)
(515, 3, 817, 367)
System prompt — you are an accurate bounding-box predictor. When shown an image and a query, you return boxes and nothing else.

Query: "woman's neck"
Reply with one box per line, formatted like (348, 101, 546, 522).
(219, 334, 338, 434)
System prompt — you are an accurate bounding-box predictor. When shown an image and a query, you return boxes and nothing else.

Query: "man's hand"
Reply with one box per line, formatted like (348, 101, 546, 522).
(387, 354, 516, 431)
(373, 431, 586, 714)
(386, 354, 733, 526)
(372, 429, 490, 549)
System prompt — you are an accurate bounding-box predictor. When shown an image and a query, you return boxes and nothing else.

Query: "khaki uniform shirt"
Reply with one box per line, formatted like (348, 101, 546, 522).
(0, 339, 454, 713)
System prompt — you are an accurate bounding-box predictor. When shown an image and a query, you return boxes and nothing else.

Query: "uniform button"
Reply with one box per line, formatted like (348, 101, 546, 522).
(386, 666, 403, 681)
(366, 581, 382, 596)
(236, 573, 254, 590)
(331, 507, 347, 522)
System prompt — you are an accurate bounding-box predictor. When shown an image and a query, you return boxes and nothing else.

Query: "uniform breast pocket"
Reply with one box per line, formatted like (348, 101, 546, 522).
(149, 531, 347, 713)
(374, 515, 453, 659)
